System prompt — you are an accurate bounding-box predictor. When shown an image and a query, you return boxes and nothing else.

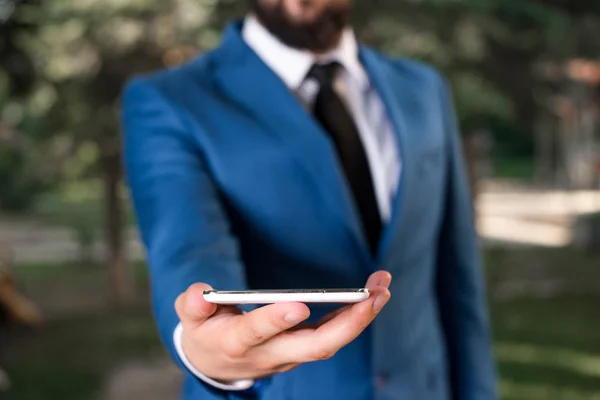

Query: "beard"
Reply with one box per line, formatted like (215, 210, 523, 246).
(251, 0, 352, 53)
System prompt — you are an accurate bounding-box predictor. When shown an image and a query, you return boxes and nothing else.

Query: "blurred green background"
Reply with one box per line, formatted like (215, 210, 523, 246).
(1, 0, 599, 399)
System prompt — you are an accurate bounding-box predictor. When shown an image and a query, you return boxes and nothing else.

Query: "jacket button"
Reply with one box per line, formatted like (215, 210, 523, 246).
(427, 369, 437, 391)
(374, 373, 388, 388)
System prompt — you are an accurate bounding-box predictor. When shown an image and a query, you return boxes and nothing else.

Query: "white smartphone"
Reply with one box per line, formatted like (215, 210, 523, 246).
(203, 288, 370, 305)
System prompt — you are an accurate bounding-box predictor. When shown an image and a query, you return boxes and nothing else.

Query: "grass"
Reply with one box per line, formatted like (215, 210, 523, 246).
(15, 261, 149, 285)
(3, 249, 600, 400)
(487, 248, 600, 399)
(494, 157, 534, 180)
(31, 179, 136, 239)
(3, 311, 163, 400)
(494, 294, 600, 400)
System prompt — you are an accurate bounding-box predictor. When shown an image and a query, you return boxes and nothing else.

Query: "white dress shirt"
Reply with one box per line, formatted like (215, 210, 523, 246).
(174, 15, 401, 391)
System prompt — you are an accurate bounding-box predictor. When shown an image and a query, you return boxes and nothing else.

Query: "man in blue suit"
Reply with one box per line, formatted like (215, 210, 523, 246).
(122, 0, 497, 399)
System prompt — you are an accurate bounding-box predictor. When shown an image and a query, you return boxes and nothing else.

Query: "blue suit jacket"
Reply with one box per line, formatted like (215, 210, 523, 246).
(122, 21, 496, 400)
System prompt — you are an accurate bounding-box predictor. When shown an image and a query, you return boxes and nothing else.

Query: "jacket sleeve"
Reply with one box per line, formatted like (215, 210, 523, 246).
(433, 74, 498, 400)
(121, 77, 250, 398)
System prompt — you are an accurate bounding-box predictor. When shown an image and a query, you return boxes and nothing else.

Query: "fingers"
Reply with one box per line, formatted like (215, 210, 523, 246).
(175, 283, 219, 330)
(270, 274, 391, 364)
(366, 270, 392, 314)
(176, 272, 392, 369)
(366, 270, 392, 289)
(317, 271, 390, 326)
(224, 302, 311, 355)
(308, 286, 390, 358)
(317, 305, 352, 326)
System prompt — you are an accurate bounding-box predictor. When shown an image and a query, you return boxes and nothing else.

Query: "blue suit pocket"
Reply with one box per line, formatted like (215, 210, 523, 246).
(419, 347, 451, 400)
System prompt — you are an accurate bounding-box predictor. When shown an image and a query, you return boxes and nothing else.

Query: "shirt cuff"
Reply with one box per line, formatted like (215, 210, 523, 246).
(173, 322, 255, 391)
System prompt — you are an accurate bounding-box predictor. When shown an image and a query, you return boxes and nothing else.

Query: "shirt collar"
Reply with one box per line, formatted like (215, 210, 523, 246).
(242, 15, 369, 91)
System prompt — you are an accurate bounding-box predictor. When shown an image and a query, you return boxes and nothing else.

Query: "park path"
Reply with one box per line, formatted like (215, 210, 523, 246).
(96, 358, 182, 400)
(0, 219, 145, 264)
(475, 180, 600, 247)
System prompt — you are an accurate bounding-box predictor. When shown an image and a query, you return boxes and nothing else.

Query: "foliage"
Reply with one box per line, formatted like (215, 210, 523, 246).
(31, 180, 135, 264)
(34, 182, 104, 263)
(361, 0, 600, 134)
(1, 0, 599, 210)
(0, 0, 38, 97)
(0, 0, 50, 209)
(0, 147, 48, 210)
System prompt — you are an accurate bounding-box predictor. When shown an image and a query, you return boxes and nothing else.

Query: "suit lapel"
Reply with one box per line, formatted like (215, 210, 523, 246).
(209, 23, 372, 267)
(359, 47, 415, 265)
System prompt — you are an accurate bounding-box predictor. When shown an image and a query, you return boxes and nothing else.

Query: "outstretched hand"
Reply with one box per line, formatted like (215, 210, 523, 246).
(175, 271, 392, 382)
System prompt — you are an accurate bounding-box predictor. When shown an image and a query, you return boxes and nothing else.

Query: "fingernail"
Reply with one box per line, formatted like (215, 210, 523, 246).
(285, 313, 305, 324)
(373, 294, 388, 313)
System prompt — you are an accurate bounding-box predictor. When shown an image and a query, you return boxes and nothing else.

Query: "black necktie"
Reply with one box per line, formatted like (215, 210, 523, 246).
(308, 62, 382, 254)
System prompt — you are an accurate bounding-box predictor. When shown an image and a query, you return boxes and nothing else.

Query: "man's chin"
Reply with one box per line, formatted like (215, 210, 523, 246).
(286, 8, 322, 24)
(253, 1, 350, 52)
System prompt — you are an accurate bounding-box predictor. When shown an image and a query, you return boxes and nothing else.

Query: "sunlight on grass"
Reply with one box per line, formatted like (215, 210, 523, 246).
(478, 215, 570, 246)
(496, 342, 600, 379)
(500, 380, 600, 400)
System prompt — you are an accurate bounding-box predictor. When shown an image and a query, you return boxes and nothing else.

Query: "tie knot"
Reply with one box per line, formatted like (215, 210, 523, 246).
(307, 61, 341, 86)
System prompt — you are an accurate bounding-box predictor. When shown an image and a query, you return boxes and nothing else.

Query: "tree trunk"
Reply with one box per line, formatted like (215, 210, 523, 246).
(534, 113, 555, 187)
(102, 151, 130, 305)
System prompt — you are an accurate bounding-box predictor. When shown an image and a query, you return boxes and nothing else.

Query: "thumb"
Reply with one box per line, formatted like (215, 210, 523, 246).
(175, 283, 218, 329)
